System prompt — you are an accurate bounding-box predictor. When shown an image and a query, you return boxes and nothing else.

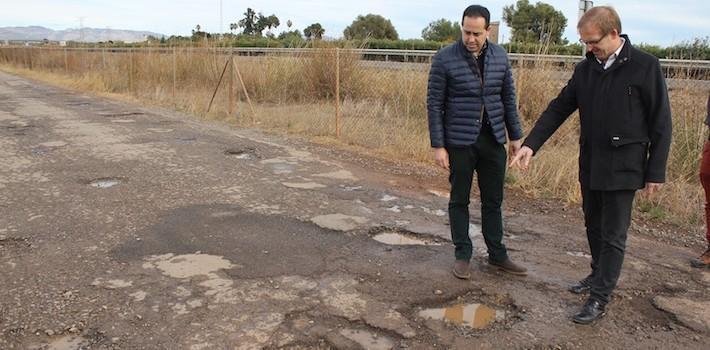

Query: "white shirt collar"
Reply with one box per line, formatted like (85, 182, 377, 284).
(597, 37, 625, 70)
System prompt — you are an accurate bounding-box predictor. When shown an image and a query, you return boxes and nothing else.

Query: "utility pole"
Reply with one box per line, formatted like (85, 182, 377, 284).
(578, 0, 593, 55)
(219, 0, 223, 38)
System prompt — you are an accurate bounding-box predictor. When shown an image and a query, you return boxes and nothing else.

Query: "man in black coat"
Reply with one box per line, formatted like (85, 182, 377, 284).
(510, 6, 672, 324)
(427, 5, 527, 280)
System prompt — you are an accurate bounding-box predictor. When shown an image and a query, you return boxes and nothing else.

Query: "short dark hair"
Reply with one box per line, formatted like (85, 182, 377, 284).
(462, 5, 490, 28)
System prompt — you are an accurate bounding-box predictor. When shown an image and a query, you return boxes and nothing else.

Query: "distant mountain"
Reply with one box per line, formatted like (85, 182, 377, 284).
(0, 26, 165, 43)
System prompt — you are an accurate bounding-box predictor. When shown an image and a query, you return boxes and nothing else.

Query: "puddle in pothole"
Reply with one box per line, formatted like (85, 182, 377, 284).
(88, 178, 122, 189)
(372, 231, 441, 246)
(419, 303, 504, 329)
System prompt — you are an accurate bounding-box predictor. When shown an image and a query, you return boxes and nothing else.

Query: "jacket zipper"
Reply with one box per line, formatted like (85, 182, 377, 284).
(473, 55, 485, 123)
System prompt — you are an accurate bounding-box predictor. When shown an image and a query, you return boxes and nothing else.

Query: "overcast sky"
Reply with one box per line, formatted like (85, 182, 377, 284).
(1, 1, 708, 47)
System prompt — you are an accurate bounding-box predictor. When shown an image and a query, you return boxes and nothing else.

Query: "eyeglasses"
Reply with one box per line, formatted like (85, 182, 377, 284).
(579, 32, 608, 46)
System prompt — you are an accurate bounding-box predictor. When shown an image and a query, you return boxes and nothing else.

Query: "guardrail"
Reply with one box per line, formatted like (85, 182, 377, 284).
(195, 47, 710, 70)
(2, 46, 710, 71)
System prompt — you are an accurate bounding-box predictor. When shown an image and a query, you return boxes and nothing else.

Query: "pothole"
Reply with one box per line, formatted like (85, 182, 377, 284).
(65, 101, 90, 107)
(370, 227, 442, 246)
(155, 120, 178, 125)
(146, 128, 174, 133)
(98, 111, 144, 118)
(45, 334, 88, 350)
(85, 177, 124, 189)
(340, 329, 394, 350)
(282, 182, 326, 189)
(311, 213, 368, 231)
(143, 253, 237, 279)
(0, 235, 31, 249)
(31, 147, 50, 156)
(224, 147, 257, 159)
(39, 141, 68, 148)
(2, 124, 35, 135)
(419, 303, 505, 329)
(566, 251, 592, 259)
(175, 137, 197, 144)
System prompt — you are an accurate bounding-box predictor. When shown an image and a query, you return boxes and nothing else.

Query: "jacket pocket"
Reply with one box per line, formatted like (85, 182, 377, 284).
(610, 135, 650, 147)
(627, 85, 645, 122)
(610, 136, 649, 173)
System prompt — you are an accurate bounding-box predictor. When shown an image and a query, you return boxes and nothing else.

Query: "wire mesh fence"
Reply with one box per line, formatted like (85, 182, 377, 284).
(1, 46, 710, 225)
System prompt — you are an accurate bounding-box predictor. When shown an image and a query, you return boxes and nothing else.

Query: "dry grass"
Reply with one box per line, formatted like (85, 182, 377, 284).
(0, 46, 708, 229)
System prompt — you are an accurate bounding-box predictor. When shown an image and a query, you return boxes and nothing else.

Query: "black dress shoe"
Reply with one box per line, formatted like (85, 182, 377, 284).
(568, 279, 592, 294)
(573, 298, 606, 324)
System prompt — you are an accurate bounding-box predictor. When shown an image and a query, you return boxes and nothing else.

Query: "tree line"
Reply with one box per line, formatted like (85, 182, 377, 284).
(185, 1, 568, 44)
(137, 1, 708, 60)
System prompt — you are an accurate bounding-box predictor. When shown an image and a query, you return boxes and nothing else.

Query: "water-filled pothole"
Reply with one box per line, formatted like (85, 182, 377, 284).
(419, 303, 504, 329)
(370, 228, 442, 246)
(86, 177, 124, 189)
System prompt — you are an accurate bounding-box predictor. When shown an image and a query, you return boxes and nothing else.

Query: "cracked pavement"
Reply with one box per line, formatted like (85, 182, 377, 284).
(0, 70, 709, 349)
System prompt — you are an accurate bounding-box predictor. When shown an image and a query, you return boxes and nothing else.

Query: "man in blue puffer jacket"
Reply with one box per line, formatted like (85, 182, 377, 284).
(427, 4, 526, 280)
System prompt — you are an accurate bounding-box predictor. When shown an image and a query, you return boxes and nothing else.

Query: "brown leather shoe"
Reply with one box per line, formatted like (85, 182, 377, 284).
(452, 260, 471, 279)
(690, 247, 710, 268)
(488, 257, 527, 276)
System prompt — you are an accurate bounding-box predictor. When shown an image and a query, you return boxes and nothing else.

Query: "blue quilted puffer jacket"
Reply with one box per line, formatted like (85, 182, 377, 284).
(427, 39, 523, 147)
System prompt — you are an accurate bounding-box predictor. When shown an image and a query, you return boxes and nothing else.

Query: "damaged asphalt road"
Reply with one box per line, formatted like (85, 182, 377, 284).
(0, 70, 709, 349)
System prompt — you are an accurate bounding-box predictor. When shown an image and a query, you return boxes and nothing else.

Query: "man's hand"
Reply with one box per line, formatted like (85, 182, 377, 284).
(433, 147, 449, 170)
(509, 139, 522, 158)
(509, 146, 534, 170)
(642, 182, 663, 197)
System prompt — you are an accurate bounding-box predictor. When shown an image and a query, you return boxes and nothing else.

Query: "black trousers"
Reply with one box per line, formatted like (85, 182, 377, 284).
(581, 186, 636, 304)
(447, 128, 508, 263)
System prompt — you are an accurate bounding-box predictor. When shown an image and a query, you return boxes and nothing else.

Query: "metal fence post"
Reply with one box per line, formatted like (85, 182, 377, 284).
(335, 48, 341, 138)
(172, 47, 177, 103)
(64, 48, 68, 74)
(129, 48, 134, 95)
(228, 54, 235, 117)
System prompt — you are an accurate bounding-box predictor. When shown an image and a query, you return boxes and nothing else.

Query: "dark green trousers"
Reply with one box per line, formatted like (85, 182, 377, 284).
(447, 128, 508, 262)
